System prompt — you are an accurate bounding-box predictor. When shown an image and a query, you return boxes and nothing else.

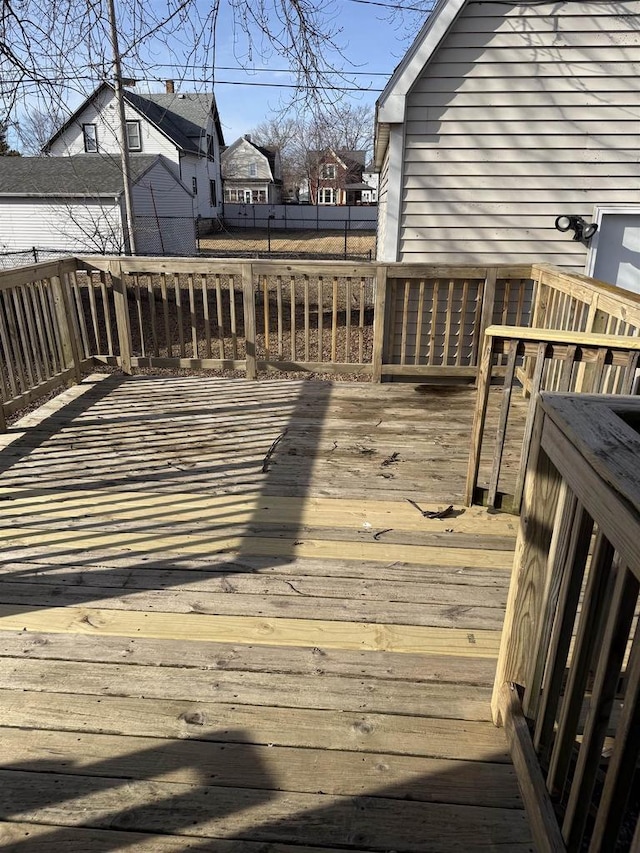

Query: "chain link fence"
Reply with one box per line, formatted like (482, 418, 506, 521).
(199, 220, 377, 261)
(0, 248, 76, 270)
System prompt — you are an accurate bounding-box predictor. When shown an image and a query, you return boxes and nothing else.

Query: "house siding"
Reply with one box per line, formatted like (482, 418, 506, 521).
(398, 0, 640, 268)
(132, 161, 196, 255)
(0, 198, 123, 254)
(48, 88, 178, 162)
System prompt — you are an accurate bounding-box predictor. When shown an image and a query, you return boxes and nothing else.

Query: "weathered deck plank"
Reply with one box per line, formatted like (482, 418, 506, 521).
(0, 375, 532, 851)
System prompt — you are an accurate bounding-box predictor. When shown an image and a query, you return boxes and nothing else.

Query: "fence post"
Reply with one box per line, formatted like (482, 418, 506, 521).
(109, 259, 133, 375)
(372, 265, 388, 382)
(51, 264, 82, 384)
(32, 247, 38, 263)
(242, 262, 257, 380)
(344, 221, 348, 260)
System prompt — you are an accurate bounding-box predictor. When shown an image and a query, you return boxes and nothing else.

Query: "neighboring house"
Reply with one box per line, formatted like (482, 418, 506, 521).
(361, 165, 379, 204)
(374, 0, 640, 276)
(0, 154, 196, 256)
(307, 149, 367, 205)
(222, 135, 282, 204)
(44, 81, 225, 223)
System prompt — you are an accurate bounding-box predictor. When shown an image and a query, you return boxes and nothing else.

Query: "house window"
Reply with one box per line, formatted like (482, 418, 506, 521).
(206, 134, 214, 159)
(210, 179, 217, 207)
(126, 121, 142, 151)
(192, 177, 198, 195)
(249, 162, 258, 178)
(83, 124, 98, 153)
(252, 189, 266, 203)
(320, 163, 336, 180)
(318, 187, 335, 205)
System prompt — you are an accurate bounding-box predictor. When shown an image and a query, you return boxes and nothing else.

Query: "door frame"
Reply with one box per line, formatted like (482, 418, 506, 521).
(585, 204, 640, 279)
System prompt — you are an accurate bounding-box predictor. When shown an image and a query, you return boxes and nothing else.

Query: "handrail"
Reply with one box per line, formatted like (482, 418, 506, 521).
(493, 393, 640, 852)
(465, 325, 640, 511)
(2, 256, 639, 432)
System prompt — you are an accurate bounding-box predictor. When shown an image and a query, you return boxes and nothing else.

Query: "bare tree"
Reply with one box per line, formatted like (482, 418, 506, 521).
(250, 103, 374, 199)
(14, 106, 66, 155)
(0, 0, 359, 126)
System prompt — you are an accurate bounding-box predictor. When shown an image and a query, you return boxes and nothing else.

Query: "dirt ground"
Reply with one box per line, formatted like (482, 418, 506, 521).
(198, 227, 376, 260)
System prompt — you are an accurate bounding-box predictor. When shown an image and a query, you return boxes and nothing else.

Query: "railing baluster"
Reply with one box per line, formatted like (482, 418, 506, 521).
(345, 277, 352, 362)
(487, 339, 519, 508)
(414, 279, 425, 365)
(148, 275, 159, 358)
(201, 274, 211, 359)
(188, 274, 198, 358)
(229, 274, 238, 360)
(563, 564, 639, 851)
(215, 274, 224, 359)
(290, 275, 296, 362)
(546, 532, 615, 798)
(276, 275, 283, 360)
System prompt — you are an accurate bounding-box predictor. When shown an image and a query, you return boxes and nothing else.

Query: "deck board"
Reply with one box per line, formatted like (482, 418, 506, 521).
(0, 374, 532, 851)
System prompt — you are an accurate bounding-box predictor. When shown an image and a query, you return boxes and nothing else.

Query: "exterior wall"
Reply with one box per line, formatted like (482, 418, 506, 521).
(179, 153, 222, 219)
(222, 139, 280, 205)
(397, 0, 640, 268)
(376, 149, 390, 259)
(132, 160, 196, 255)
(0, 197, 123, 254)
(48, 88, 178, 162)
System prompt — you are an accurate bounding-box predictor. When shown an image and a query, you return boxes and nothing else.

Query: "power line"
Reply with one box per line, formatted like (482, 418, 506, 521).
(345, 0, 434, 10)
(2, 76, 384, 92)
(132, 63, 392, 77)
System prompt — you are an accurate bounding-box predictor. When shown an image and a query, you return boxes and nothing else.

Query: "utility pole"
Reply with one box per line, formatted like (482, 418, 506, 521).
(106, 0, 137, 255)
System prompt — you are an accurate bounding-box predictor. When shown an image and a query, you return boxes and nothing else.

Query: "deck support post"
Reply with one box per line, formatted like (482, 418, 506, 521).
(51, 264, 82, 384)
(491, 403, 562, 725)
(242, 263, 257, 379)
(109, 260, 133, 375)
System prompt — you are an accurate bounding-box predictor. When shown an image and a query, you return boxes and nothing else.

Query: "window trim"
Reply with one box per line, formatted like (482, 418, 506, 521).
(126, 120, 142, 152)
(318, 187, 335, 205)
(82, 123, 98, 153)
(192, 177, 198, 195)
(209, 179, 217, 208)
(320, 163, 336, 180)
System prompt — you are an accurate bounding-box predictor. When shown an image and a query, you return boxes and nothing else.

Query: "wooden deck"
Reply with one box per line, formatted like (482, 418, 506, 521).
(0, 374, 533, 852)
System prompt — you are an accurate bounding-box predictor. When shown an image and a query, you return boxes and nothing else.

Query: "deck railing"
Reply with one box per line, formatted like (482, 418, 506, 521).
(465, 326, 640, 512)
(0, 256, 638, 439)
(492, 393, 640, 852)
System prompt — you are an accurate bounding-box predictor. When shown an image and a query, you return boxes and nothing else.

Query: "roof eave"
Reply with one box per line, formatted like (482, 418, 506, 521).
(376, 0, 468, 125)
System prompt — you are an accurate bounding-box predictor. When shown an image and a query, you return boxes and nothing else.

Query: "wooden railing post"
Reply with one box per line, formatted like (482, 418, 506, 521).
(491, 402, 562, 725)
(51, 265, 82, 384)
(575, 295, 608, 392)
(464, 331, 495, 505)
(477, 267, 497, 358)
(242, 262, 257, 380)
(109, 260, 132, 375)
(372, 265, 388, 382)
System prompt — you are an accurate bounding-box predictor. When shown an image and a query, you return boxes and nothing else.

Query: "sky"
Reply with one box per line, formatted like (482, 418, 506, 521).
(4, 0, 430, 151)
(206, 0, 427, 144)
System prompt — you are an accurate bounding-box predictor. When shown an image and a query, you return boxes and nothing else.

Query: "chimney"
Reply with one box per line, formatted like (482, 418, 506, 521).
(165, 80, 175, 94)
(244, 134, 252, 142)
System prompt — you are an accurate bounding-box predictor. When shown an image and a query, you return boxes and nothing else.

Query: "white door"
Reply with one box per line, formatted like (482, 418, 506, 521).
(588, 208, 640, 294)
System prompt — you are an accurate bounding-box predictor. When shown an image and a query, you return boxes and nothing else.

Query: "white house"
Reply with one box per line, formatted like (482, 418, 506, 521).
(361, 165, 379, 204)
(374, 0, 640, 282)
(44, 81, 225, 223)
(222, 135, 282, 204)
(0, 154, 196, 256)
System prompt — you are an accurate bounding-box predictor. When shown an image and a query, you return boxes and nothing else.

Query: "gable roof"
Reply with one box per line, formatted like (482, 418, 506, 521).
(374, 0, 467, 165)
(0, 154, 186, 198)
(43, 83, 225, 154)
(221, 136, 280, 181)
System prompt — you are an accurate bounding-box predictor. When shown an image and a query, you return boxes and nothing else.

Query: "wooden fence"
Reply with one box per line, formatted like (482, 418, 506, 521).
(493, 393, 640, 852)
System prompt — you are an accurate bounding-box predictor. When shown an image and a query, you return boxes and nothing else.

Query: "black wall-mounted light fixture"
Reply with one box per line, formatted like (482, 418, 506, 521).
(555, 215, 598, 243)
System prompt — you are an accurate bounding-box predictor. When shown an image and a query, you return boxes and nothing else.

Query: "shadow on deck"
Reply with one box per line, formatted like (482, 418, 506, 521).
(0, 374, 531, 851)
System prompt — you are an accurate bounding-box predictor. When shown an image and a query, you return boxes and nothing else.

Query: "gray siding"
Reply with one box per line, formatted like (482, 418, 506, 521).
(400, 0, 640, 267)
(377, 146, 390, 258)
